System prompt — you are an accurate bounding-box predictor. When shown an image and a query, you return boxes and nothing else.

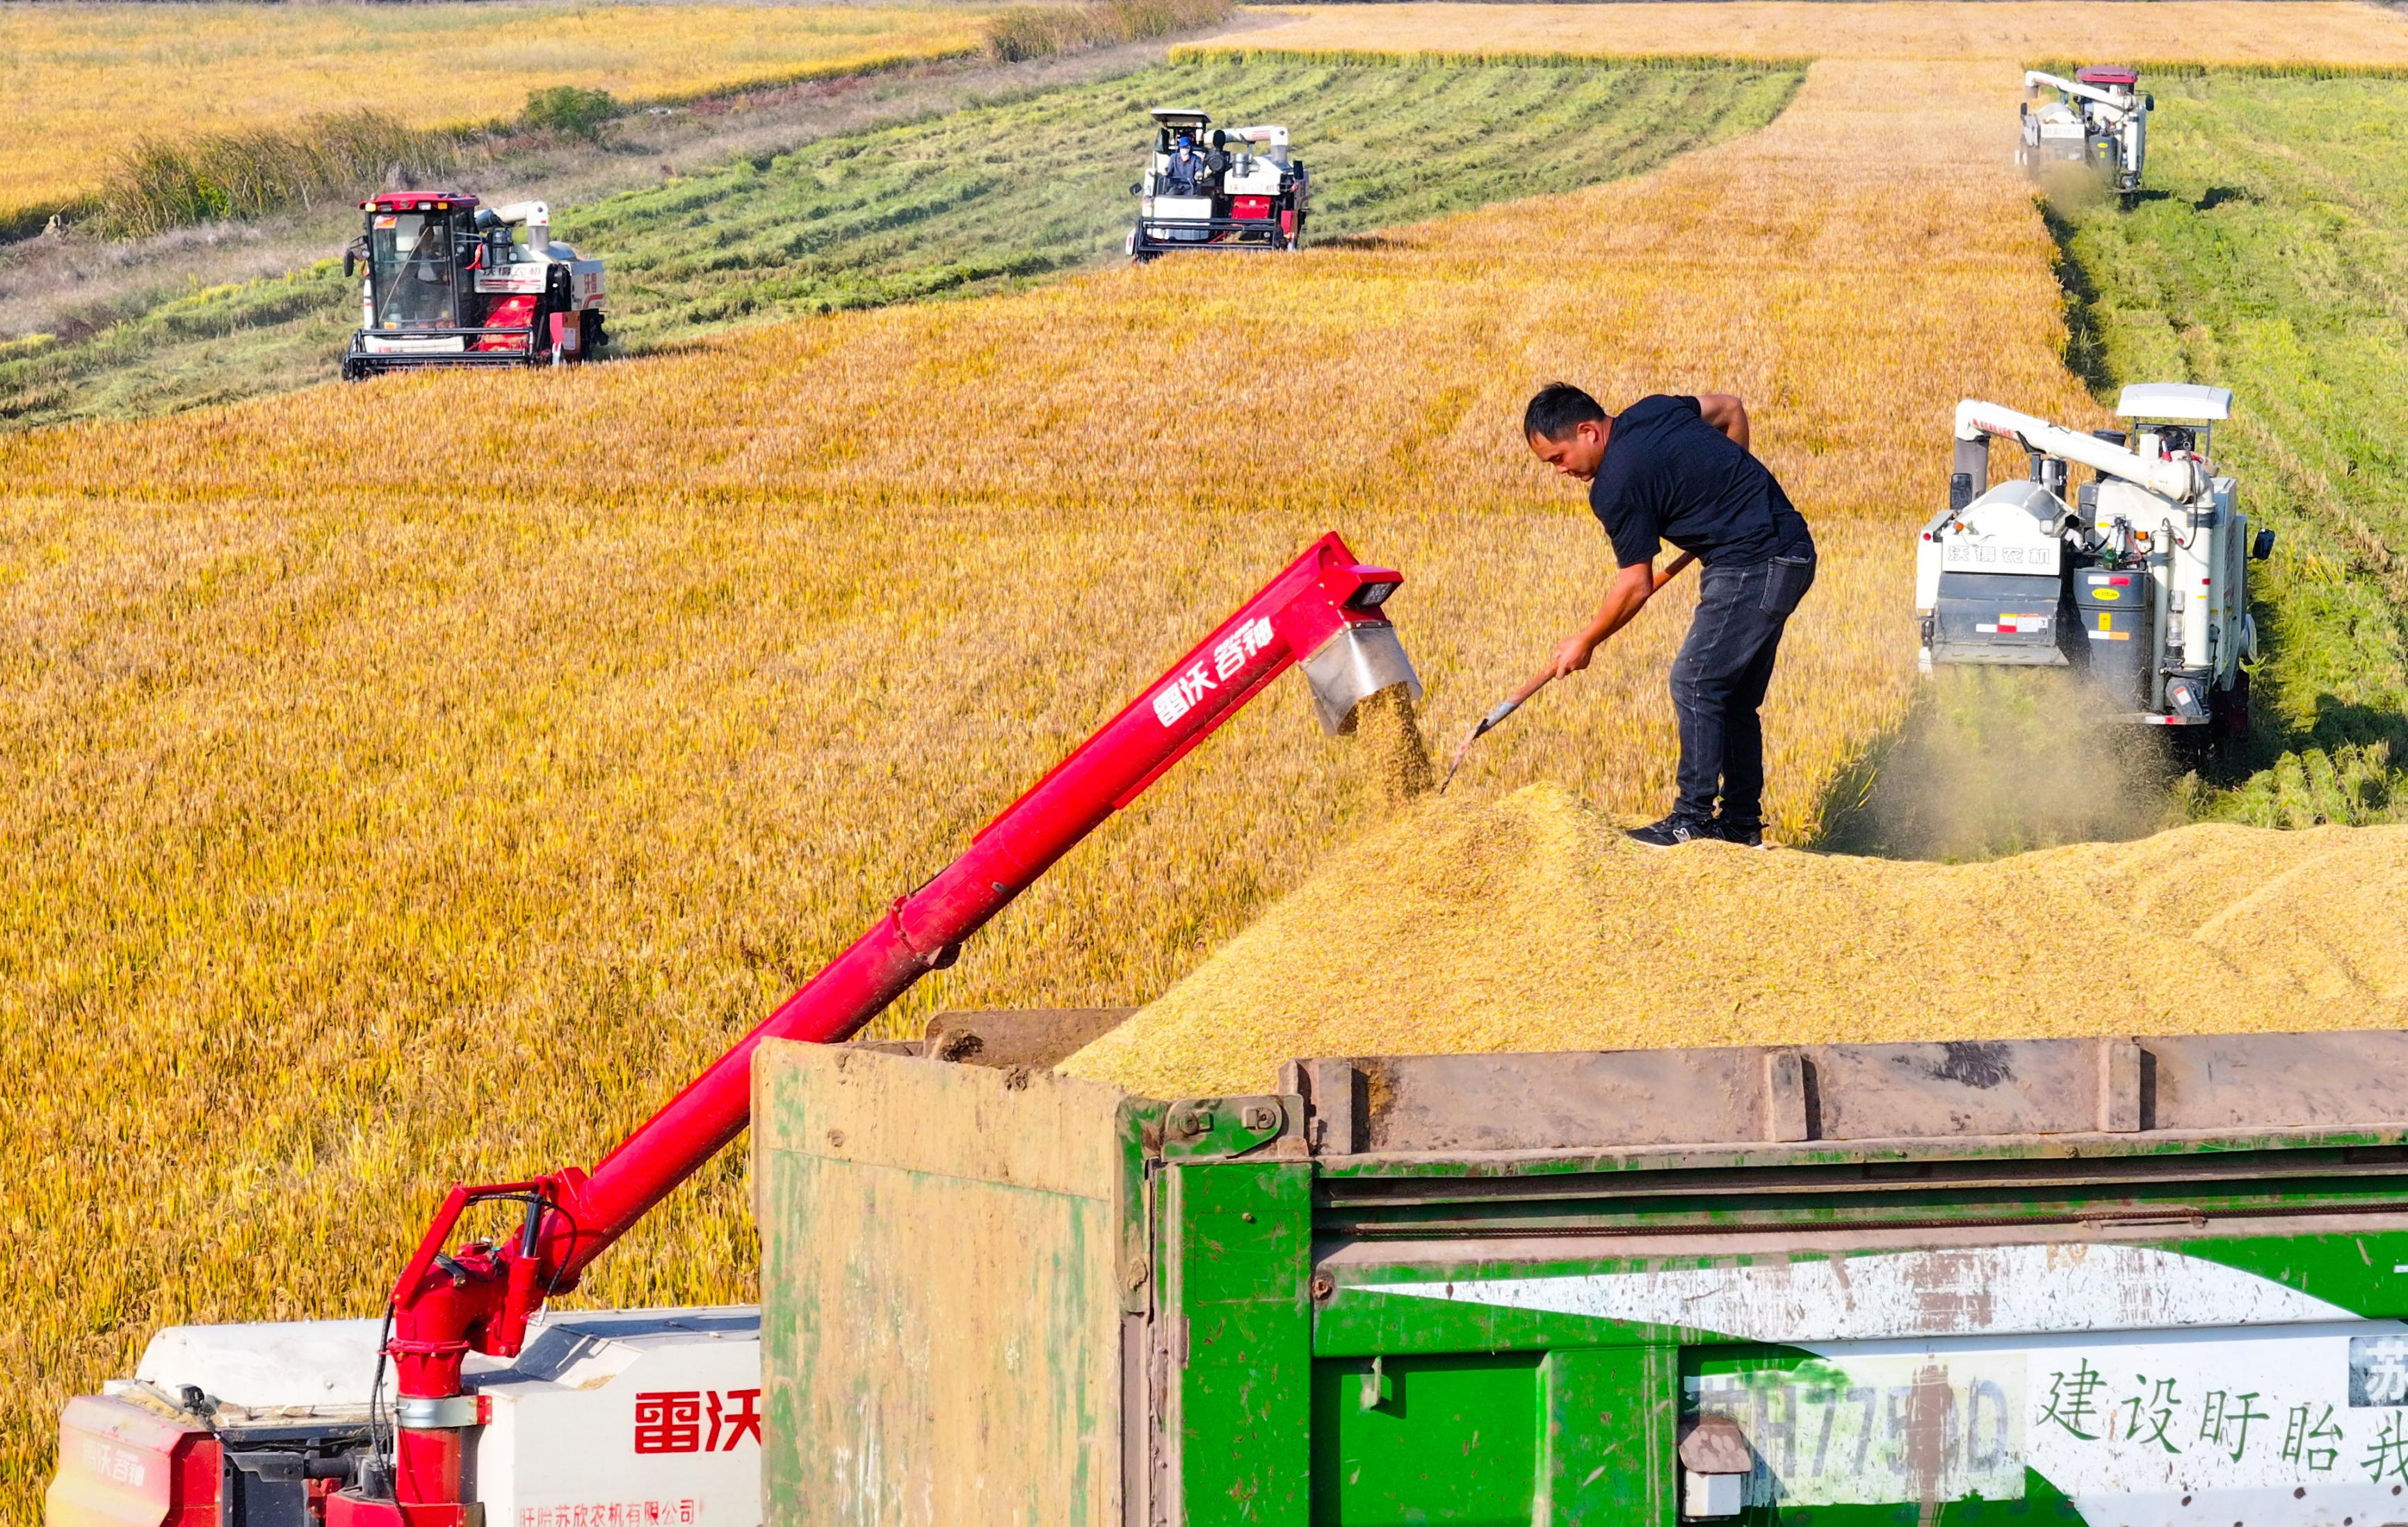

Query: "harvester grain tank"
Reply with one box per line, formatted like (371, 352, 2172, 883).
(2018, 65, 2151, 198)
(1126, 106, 1310, 259)
(1916, 383, 2272, 734)
(43, 535, 1419, 1527)
(342, 193, 606, 379)
(757, 1028, 2408, 1526)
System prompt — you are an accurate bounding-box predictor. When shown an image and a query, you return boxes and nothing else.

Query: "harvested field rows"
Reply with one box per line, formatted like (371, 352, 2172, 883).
(0, 59, 1799, 432)
(0, 1, 994, 225)
(2052, 72, 2408, 823)
(1228, 1, 2408, 67)
(0, 55, 2084, 1513)
(1062, 785, 2408, 1099)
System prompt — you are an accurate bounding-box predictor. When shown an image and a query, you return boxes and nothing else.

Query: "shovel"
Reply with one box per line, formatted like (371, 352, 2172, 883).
(1439, 557, 1697, 793)
(1439, 664, 1556, 794)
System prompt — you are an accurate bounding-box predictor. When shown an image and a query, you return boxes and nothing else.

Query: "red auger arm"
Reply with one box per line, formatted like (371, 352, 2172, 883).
(339, 533, 1419, 1526)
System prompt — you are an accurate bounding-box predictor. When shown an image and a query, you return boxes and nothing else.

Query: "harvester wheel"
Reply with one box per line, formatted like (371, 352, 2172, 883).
(2215, 668, 2253, 743)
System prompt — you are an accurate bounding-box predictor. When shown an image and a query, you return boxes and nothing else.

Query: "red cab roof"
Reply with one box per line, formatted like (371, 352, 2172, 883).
(2075, 65, 2140, 86)
(364, 191, 479, 212)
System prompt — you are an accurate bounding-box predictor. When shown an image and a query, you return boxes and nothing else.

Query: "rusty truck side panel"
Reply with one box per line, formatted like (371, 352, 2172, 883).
(754, 1042, 1131, 1527)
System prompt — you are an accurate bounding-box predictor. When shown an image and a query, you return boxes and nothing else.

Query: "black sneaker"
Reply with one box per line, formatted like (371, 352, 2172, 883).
(1626, 813, 1717, 848)
(1715, 820, 1768, 848)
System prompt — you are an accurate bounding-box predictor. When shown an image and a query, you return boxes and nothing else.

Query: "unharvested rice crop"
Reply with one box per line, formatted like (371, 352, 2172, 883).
(0, 2, 995, 226)
(0, 44, 2103, 1521)
(1227, 1, 2408, 68)
(1060, 784, 2408, 1099)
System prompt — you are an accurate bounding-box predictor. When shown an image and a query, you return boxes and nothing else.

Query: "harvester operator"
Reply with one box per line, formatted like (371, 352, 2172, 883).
(1165, 134, 1211, 194)
(1524, 383, 1816, 848)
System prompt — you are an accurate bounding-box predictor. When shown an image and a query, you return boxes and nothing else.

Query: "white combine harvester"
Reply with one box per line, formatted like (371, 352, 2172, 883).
(342, 191, 607, 379)
(1916, 383, 2274, 737)
(2018, 66, 2151, 199)
(1126, 106, 1309, 258)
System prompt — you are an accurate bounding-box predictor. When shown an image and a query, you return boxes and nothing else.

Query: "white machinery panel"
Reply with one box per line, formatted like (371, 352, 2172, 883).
(362, 334, 468, 355)
(471, 1307, 762, 1527)
(129, 1308, 764, 1527)
(1939, 538, 2061, 575)
(476, 265, 550, 296)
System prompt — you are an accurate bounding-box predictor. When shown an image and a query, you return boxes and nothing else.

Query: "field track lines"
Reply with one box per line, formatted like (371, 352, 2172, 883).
(1232, 1, 2408, 67)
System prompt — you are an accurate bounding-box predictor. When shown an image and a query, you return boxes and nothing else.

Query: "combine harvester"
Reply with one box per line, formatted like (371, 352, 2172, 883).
(45, 535, 1419, 1527)
(342, 193, 606, 380)
(2018, 66, 2152, 200)
(1916, 383, 2272, 738)
(1126, 107, 1310, 259)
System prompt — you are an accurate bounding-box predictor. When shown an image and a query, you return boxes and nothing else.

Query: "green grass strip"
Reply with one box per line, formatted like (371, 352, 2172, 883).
(1173, 43, 1805, 70)
(2047, 70, 2408, 822)
(1, 55, 1800, 434)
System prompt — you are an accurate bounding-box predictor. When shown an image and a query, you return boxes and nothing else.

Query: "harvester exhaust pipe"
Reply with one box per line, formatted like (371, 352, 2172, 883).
(1950, 434, 1989, 511)
(1301, 620, 1421, 735)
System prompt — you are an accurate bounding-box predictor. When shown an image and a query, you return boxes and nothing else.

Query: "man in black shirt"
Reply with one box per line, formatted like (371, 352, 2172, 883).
(1524, 382, 1817, 847)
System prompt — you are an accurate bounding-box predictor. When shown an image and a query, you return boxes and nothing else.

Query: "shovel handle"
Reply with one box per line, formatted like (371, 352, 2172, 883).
(1503, 664, 1557, 711)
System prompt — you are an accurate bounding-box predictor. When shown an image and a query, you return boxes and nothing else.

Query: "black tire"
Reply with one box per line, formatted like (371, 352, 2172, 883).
(2214, 668, 2253, 742)
(581, 309, 608, 353)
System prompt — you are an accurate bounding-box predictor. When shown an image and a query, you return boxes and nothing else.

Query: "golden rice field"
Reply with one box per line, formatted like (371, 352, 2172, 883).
(0, 1, 995, 221)
(1, 50, 2087, 1512)
(1229, 1, 2408, 66)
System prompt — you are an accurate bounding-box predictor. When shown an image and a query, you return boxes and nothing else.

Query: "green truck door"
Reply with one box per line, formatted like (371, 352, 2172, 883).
(1308, 1346, 1676, 1527)
(1162, 1158, 1679, 1527)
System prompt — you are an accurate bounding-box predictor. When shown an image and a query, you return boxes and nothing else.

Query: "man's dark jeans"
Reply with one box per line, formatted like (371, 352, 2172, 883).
(1667, 544, 1816, 833)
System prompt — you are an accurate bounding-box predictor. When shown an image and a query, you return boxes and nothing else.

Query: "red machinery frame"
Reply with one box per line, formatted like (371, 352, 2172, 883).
(332, 533, 1408, 1524)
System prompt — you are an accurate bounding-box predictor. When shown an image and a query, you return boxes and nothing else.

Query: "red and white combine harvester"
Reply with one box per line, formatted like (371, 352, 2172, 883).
(1126, 107, 1310, 259)
(46, 535, 1419, 1527)
(342, 193, 607, 380)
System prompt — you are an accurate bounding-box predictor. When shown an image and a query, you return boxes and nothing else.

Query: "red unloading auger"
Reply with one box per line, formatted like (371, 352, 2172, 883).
(332, 533, 1419, 1526)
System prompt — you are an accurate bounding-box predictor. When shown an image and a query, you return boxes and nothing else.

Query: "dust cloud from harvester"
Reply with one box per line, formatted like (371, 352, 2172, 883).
(1818, 668, 2183, 860)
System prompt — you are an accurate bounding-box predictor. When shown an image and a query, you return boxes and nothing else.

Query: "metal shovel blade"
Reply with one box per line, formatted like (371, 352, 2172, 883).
(1438, 697, 1521, 794)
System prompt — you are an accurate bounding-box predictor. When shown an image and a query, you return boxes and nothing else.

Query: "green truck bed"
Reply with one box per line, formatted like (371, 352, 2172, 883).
(754, 1030, 2408, 1527)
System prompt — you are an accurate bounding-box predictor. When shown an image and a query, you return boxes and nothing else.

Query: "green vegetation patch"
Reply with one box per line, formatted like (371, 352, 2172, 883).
(2048, 72, 2408, 825)
(0, 57, 1798, 434)
(574, 56, 1795, 348)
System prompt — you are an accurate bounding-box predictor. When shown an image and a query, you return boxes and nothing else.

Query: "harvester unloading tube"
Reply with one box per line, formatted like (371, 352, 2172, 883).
(335, 533, 1416, 1526)
(1951, 400, 2204, 505)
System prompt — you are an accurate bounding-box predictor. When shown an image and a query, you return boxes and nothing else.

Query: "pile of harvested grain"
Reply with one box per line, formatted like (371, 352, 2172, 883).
(1059, 784, 2408, 1097)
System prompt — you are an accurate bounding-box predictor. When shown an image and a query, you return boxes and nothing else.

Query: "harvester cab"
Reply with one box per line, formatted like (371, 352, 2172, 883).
(2018, 65, 2151, 199)
(341, 193, 606, 380)
(1126, 106, 1310, 259)
(1916, 383, 2272, 734)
